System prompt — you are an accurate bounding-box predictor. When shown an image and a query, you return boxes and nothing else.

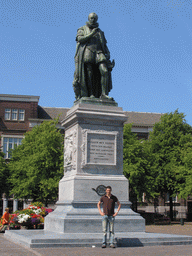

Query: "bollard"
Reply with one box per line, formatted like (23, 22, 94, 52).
(180, 218, 184, 225)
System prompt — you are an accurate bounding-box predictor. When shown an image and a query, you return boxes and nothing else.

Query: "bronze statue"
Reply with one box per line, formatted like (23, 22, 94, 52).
(73, 13, 115, 101)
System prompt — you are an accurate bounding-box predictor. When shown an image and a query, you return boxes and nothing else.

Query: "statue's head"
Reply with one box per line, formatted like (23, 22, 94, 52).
(88, 13, 98, 25)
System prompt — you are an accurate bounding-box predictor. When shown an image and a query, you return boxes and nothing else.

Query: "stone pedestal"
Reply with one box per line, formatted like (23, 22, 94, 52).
(44, 103, 145, 233)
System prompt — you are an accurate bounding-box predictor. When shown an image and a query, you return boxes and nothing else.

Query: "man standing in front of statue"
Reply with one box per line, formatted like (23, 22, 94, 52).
(97, 186, 121, 248)
(73, 12, 114, 100)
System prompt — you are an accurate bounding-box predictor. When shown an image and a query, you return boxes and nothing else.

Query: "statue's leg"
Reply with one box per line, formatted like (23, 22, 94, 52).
(99, 63, 109, 97)
(85, 63, 94, 97)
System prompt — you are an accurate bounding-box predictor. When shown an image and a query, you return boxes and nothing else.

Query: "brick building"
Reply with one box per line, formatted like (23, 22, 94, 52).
(0, 94, 40, 158)
(0, 93, 191, 220)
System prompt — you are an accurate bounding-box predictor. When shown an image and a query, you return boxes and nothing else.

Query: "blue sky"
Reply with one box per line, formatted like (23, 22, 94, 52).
(1, 0, 192, 124)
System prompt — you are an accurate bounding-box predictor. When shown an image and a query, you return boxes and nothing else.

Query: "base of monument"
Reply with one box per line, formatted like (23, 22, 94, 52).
(4, 230, 192, 248)
(74, 96, 118, 106)
(43, 174, 145, 233)
(44, 201, 145, 233)
(45, 174, 145, 233)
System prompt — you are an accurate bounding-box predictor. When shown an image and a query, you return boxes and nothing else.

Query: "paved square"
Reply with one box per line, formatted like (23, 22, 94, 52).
(2, 223, 192, 255)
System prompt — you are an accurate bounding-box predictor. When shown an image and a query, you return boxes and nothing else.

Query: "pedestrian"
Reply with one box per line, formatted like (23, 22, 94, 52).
(97, 186, 121, 248)
(0, 208, 10, 232)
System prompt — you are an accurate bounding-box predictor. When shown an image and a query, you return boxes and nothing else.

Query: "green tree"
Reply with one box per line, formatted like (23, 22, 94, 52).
(0, 150, 10, 197)
(123, 124, 157, 211)
(149, 110, 192, 220)
(176, 141, 192, 200)
(9, 120, 64, 205)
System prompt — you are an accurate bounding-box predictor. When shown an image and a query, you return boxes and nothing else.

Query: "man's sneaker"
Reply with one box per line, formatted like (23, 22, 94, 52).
(102, 244, 106, 248)
(110, 244, 116, 248)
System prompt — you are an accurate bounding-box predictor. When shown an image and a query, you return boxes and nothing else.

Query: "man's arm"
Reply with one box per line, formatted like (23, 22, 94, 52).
(113, 201, 121, 217)
(97, 201, 105, 216)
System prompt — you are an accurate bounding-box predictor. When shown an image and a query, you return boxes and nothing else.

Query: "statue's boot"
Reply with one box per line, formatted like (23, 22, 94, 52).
(100, 76, 112, 100)
(100, 94, 112, 100)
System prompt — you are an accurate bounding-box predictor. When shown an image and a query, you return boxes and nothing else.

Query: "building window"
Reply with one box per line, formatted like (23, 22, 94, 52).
(166, 193, 177, 203)
(4, 108, 25, 121)
(11, 109, 18, 120)
(19, 109, 25, 121)
(5, 109, 11, 120)
(3, 137, 23, 159)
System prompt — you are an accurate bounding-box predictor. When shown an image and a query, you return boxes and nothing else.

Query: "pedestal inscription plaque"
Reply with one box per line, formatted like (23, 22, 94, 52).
(87, 133, 116, 165)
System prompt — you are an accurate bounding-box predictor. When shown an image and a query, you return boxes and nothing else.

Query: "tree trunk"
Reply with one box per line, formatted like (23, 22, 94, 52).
(170, 196, 173, 221)
(45, 199, 48, 207)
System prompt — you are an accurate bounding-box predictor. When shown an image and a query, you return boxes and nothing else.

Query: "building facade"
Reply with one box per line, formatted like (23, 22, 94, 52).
(0, 94, 39, 159)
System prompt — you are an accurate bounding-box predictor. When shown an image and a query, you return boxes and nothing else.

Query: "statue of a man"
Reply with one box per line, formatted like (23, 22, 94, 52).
(73, 13, 115, 100)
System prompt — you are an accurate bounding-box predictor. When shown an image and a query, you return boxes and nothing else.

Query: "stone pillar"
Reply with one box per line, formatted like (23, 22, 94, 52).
(23, 200, 28, 209)
(3, 197, 8, 215)
(13, 199, 18, 212)
(44, 102, 145, 233)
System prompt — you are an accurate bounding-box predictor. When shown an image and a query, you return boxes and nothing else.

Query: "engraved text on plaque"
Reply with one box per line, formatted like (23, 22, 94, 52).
(87, 133, 116, 165)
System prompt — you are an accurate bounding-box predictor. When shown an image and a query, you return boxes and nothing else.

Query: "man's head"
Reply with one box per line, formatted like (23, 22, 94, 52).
(88, 13, 98, 25)
(106, 186, 112, 195)
(5, 208, 9, 213)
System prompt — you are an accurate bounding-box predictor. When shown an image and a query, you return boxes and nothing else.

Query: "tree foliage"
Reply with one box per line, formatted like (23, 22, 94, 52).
(175, 141, 192, 199)
(0, 149, 9, 197)
(123, 111, 192, 219)
(148, 110, 192, 219)
(149, 110, 192, 196)
(9, 120, 64, 204)
(123, 124, 157, 201)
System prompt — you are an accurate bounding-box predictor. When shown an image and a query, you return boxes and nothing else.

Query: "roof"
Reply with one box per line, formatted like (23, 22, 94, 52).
(38, 106, 163, 127)
(38, 106, 69, 122)
(0, 94, 40, 103)
(124, 111, 163, 127)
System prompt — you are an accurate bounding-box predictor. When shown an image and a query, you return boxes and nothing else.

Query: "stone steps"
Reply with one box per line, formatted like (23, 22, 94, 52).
(4, 230, 192, 248)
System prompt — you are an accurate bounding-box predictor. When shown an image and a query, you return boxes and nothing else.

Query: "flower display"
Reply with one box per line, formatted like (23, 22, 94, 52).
(17, 214, 31, 223)
(6, 202, 53, 230)
(28, 206, 42, 215)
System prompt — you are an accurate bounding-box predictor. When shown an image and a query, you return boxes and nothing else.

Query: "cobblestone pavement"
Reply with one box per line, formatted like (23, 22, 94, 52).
(1, 223, 192, 256)
(0, 233, 39, 256)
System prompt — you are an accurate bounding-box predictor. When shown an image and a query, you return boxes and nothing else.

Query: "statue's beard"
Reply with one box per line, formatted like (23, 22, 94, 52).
(86, 21, 99, 29)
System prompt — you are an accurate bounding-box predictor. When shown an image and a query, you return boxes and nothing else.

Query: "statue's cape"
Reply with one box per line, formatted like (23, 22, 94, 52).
(73, 25, 112, 98)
